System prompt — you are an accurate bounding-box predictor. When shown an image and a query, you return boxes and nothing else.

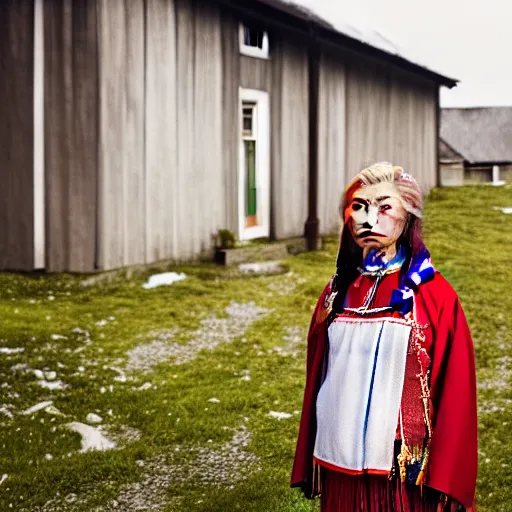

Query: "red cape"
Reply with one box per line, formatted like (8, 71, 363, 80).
(291, 272, 478, 509)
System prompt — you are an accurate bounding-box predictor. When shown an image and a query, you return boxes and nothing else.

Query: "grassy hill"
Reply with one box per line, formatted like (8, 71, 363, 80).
(1, 185, 511, 511)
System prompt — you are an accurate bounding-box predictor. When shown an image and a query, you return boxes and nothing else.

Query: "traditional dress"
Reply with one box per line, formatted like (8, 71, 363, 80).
(291, 250, 478, 512)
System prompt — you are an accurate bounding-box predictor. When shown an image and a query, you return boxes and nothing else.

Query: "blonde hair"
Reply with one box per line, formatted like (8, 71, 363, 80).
(341, 162, 423, 219)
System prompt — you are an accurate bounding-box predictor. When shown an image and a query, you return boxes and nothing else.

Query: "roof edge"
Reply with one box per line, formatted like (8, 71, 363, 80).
(216, 0, 458, 88)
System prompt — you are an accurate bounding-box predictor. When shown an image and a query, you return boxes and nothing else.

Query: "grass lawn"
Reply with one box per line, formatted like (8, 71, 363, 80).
(1, 185, 512, 511)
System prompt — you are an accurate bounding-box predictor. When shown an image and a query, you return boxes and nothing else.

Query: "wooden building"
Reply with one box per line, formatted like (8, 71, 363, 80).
(0, 0, 456, 272)
(440, 107, 512, 186)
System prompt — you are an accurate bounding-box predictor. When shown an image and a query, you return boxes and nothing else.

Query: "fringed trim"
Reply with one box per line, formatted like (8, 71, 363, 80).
(311, 459, 322, 497)
(400, 297, 433, 488)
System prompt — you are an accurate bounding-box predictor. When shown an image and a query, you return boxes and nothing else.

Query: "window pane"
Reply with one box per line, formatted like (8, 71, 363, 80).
(244, 140, 257, 222)
(244, 26, 264, 49)
(243, 107, 253, 135)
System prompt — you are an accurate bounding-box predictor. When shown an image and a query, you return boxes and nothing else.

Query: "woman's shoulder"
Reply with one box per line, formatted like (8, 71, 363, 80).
(417, 271, 461, 309)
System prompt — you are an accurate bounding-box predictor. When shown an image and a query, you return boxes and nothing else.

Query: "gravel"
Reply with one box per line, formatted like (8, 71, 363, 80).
(126, 302, 271, 372)
(31, 425, 259, 512)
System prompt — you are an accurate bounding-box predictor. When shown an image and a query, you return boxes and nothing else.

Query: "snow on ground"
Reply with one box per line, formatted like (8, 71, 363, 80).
(66, 422, 116, 452)
(21, 401, 54, 415)
(238, 261, 284, 275)
(142, 272, 187, 289)
(268, 411, 292, 420)
(126, 302, 271, 371)
(494, 206, 512, 214)
(0, 347, 24, 354)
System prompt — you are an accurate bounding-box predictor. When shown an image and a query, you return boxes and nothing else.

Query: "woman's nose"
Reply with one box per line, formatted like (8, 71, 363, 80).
(366, 205, 378, 227)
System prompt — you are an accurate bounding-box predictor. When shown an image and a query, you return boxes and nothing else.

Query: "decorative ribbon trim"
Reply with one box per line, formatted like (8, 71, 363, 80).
(360, 246, 436, 316)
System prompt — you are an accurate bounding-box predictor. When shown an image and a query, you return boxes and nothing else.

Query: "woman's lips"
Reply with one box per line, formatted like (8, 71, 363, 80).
(357, 230, 384, 239)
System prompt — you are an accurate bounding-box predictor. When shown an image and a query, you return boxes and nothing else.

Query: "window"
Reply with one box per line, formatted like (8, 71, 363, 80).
(242, 102, 258, 227)
(239, 23, 269, 59)
(238, 89, 270, 240)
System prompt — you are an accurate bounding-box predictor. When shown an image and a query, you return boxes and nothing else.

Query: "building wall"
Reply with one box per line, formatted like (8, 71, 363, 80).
(0, 1, 35, 270)
(4, 0, 442, 271)
(95, 0, 224, 270)
(440, 162, 465, 187)
(345, 52, 438, 192)
(44, 0, 98, 272)
(222, 17, 309, 241)
(464, 167, 492, 184)
(318, 47, 346, 235)
(500, 165, 512, 183)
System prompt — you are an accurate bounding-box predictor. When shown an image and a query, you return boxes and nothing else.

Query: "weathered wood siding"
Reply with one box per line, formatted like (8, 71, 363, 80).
(345, 53, 437, 191)
(97, 0, 145, 270)
(145, 0, 177, 262)
(271, 36, 309, 240)
(44, 0, 98, 272)
(0, 1, 34, 270)
(318, 49, 346, 235)
(221, 12, 240, 234)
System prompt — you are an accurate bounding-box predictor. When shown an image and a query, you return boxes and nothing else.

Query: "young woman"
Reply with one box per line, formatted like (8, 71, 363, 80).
(291, 163, 477, 512)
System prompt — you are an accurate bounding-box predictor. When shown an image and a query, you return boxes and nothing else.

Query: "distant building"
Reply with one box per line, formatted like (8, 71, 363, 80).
(440, 107, 512, 186)
(1, 0, 456, 272)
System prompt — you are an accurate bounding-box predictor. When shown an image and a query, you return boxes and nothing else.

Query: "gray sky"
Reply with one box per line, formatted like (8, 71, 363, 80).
(293, 0, 512, 107)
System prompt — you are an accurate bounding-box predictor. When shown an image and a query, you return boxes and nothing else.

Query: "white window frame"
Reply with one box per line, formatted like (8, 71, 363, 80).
(238, 88, 270, 241)
(238, 23, 269, 60)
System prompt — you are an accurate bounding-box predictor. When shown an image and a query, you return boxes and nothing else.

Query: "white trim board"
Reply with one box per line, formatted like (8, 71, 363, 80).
(238, 88, 270, 241)
(34, 0, 45, 269)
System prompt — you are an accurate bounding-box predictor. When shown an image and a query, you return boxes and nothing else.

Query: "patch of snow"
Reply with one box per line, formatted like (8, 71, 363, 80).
(96, 319, 108, 327)
(268, 411, 292, 420)
(50, 334, 67, 341)
(45, 405, 65, 416)
(238, 261, 285, 275)
(109, 366, 128, 383)
(66, 422, 116, 452)
(11, 363, 29, 373)
(207, 397, 220, 403)
(0, 405, 15, 419)
(77, 366, 86, 373)
(0, 474, 7, 486)
(45, 371, 57, 381)
(72, 327, 90, 336)
(0, 347, 24, 354)
(22, 401, 53, 415)
(33, 369, 45, 380)
(37, 380, 67, 391)
(86, 413, 103, 424)
(45, 454, 53, 461)
(142, 272, 187, 289)
(494, 206, 512, 214)
(134, 382, 152, 391)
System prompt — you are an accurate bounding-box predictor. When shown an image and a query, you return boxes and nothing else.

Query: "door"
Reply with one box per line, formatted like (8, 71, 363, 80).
(238, 88, 270, 240)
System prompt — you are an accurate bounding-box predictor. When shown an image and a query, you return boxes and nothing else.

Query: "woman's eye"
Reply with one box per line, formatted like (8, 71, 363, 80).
(352, 204, 363, 211)
(380, 205, 391, 212)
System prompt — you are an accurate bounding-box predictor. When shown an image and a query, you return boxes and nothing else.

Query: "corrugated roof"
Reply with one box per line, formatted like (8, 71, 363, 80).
(441, 107, 512, 164)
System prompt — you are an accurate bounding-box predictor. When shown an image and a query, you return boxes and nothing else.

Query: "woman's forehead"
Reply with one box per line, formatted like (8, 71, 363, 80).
(351, 182, 401, 202)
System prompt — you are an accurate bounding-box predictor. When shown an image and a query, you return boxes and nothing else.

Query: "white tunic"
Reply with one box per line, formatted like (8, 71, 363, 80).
(314, 316, 411, 474)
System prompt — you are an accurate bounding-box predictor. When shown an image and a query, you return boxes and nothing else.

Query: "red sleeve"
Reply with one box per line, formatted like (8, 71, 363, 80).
(426, 295, 478, 509)
(290, 282, 331, 495)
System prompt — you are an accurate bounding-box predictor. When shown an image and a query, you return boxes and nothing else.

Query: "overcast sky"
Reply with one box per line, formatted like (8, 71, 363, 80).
(294, 0, 512, 107)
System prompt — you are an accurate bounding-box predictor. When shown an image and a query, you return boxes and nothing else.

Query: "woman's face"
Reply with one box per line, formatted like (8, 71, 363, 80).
(344, 182, 408, 251)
